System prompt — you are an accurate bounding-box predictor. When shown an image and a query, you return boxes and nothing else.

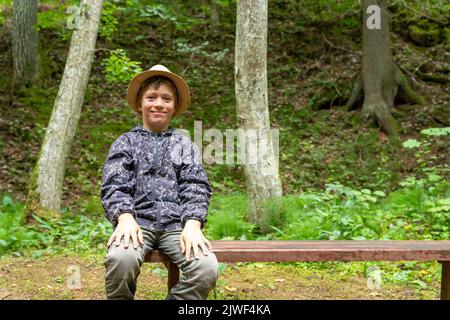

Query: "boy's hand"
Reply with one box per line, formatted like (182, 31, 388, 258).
(180, 220, 213, 261)
(107, 213, 144, 249)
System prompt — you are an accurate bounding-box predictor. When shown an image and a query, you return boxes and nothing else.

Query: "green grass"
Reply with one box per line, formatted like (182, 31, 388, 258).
(0, 195, 112, 258)
(206, 194, 253, 240)
(0, 196, 37, 256)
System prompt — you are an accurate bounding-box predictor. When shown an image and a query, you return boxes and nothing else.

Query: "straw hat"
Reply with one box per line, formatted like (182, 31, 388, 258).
(126, 64, 191, 116)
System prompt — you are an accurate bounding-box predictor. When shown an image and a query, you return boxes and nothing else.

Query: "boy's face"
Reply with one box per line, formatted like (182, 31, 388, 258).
(138, 84, 176, 132)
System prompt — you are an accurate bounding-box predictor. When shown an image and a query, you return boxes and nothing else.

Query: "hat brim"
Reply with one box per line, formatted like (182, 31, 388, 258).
(126, 69, 190, 116)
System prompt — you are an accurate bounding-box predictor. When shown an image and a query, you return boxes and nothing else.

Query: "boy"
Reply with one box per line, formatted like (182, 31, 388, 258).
(101, 64, 218, 300)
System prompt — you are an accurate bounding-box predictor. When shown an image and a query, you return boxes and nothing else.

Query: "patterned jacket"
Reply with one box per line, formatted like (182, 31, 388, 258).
(100, 126, 212, 231)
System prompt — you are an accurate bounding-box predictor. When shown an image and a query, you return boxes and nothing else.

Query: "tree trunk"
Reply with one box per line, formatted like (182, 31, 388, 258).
(235, 0, 283, 231)
(209, 0, 220, 27)
(346, 0, 424, 140)
(361, 0, 399, 138)
(26, 0, 103, 220)
(11, 0, 38, 89)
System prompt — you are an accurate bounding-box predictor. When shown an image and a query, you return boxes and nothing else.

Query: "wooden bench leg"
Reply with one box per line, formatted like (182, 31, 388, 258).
(163, 261, 180, 294)
(441, 261, 450, 300)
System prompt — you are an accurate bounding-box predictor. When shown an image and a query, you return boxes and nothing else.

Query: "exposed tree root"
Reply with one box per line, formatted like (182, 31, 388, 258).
(345, 66, 424, 139)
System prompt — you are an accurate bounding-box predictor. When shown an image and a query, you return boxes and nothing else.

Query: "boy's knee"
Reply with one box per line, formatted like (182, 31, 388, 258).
(105, 245, 142, 276)
(197, 254, 219, 288)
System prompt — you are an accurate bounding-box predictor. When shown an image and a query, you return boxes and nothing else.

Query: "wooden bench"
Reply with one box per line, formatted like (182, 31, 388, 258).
(145, 240, 450, 300)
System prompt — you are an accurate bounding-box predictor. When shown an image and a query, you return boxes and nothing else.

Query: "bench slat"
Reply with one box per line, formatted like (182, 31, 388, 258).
(145, 240, 450, 262)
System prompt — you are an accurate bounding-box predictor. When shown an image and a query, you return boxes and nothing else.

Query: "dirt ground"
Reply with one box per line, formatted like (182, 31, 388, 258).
(0, 254, 440, 300)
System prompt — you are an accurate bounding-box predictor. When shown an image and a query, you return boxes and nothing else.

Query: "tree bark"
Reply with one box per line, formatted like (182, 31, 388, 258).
(235, 0, 283, 231)
(26, 0, 103, 220)
(11, 0, 38, 89)
(209, 0, 220, 27)
(346, 0, 424, 140)
(361, 0, 399, 138)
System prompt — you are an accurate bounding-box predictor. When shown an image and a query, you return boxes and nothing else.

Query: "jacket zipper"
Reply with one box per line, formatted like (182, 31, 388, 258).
(153, 135, 161, 229)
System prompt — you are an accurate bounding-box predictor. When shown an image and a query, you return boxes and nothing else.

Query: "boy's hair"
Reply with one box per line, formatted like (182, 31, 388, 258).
(136, 76, 179, 112)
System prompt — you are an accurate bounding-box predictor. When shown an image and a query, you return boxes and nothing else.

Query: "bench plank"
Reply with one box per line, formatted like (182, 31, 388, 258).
(145, 240, 450, 263)
(144, 240, 450, 300)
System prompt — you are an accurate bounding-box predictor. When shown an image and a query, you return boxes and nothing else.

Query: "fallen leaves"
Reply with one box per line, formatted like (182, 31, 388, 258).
(0, 292, 11, 300)
(225, 286, 237, 292)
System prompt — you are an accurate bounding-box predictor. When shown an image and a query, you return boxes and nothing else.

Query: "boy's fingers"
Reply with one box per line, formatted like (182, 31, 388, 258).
(179, 235, 186, 254)
(138, 229, 144, 245)
(124, 231, 130, 248)
(199, 241, 209, 256)
(204, 238, 213, 252)
(115, 232, 123, 246)
(192, 241, 199, 260)
(185, 241, 191, 261)
(107, 233, 116, 247)
(131, 232, 138, 249)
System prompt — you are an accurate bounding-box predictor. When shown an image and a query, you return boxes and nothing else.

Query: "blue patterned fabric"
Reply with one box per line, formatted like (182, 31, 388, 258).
(100, 126, 212, 231)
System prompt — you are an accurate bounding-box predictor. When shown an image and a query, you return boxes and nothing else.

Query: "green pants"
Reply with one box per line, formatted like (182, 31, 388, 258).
(104, 227, 219, 300)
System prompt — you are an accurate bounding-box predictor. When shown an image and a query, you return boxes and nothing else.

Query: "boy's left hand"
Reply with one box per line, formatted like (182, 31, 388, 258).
(180, 220, 213, 261)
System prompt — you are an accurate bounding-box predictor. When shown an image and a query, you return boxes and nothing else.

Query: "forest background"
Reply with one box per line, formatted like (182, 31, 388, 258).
(0, 0, 448, 299)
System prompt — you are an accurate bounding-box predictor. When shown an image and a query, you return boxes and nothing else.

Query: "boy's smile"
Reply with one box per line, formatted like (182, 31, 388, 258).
(139, 84, 176, 132)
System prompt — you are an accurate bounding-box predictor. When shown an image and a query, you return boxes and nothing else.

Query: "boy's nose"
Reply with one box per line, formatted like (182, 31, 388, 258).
(153, 98, 164, 107)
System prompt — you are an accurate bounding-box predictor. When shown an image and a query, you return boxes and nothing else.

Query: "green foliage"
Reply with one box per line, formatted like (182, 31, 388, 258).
(391, 0, 450, 23)
(175, 39, 230, 62)
(299, 0, 359, 32)
(391, 0, 449, 45)
(207, 164, 245, 194)
(136, 3, 203, 31)
(277, 109, 402, 193)
(16, 85, 57, 131)
(29, 213, 112, 258)
(205, 195, 255, 240)
(0, 1, 11, 26)
(0, 195, 112, 258)
(203, 175, 448, 242)
(37, 10, 65, 31)
(0, 196, 38, 256)
(138, 4, 176, 22)
(408, 20, 442, 46)
(403, 139, 421, 149)
(421, 127, 450, 137)
(402, 127, 449, 176)
(0, 0, 448, 287)
(101, 49, 142, 84)
(36, 2, 74, 42)
(99, 1, 119, 42)
(74, 194, 103, 218)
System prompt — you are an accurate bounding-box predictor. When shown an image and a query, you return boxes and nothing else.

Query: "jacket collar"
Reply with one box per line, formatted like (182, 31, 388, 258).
(132, 126, 175, 137)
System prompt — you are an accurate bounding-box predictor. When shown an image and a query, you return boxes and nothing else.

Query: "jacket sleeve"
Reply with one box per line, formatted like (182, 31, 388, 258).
(178, 140, 212, 229)
(100, 134, 136, 227)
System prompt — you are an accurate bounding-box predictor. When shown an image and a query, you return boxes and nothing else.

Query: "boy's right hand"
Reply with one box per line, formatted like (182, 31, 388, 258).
(107, 213, 144, 249)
